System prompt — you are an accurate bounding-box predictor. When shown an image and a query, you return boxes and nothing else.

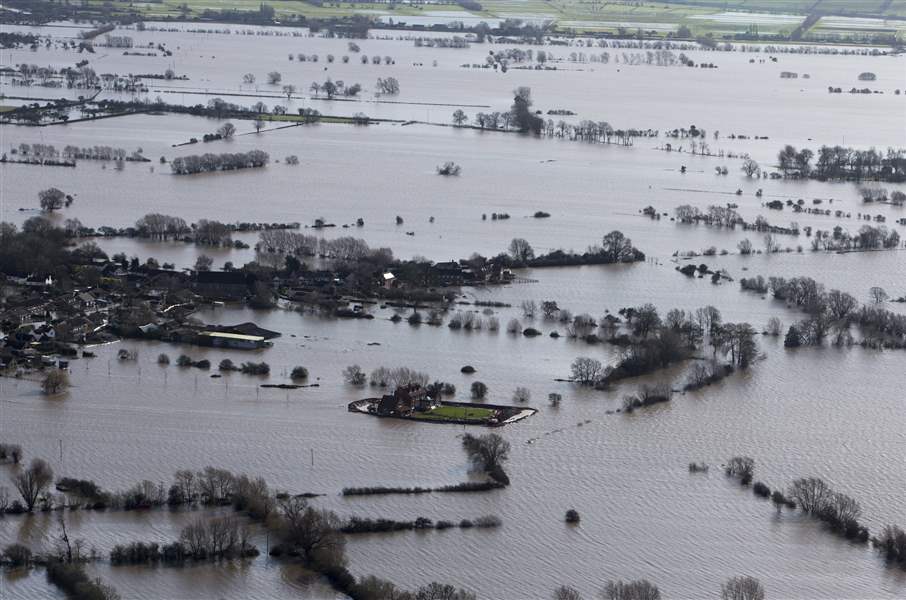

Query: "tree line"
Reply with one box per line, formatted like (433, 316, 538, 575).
(778, 144, 906, 182)
(170, 149, 269, 175)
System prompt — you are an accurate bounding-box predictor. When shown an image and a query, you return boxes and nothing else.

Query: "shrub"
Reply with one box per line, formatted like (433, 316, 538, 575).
(240, 361, 270, 375)
(2, 543, 32, 566)
(470, 381, 488, 399)
(753, 481, 771, 498)
(344, 364, 366, 385)
(0, 443, 23, 464)
(877, 525, 906, 564)
(176, 354, 193, 367)
(474, 515, 502, 528)
(512, 386, 531, 403)
(688, 462, 709, 473)
(219, 358, 236, 371)
(565, 509, 580, 523)
(408, 311, 423, 325)
(46, 561, 118, 600)
(41, 369, 69, 395)
(725, 456, 755, 485)
(157, 353, 170, 365)
(194, 359, 210, 370)
(291, 366, 309, 380)
(603, 580, 660, 600)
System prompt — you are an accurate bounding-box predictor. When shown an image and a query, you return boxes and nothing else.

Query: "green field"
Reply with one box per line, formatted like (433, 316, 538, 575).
(80, 0, 468, 19)
(413, 405, 496, 421)
(42, 0, 906, 39)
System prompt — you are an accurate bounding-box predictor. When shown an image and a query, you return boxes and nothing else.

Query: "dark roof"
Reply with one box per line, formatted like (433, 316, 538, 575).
(196, 271, 251, 286)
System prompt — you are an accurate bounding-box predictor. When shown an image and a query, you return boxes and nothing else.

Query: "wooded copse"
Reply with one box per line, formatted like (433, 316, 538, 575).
(170, 150, 269, 175)
(777, 144, 906, 182)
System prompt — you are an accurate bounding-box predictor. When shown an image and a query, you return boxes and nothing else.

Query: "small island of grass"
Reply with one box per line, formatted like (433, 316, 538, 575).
(349, 384, 535, 427)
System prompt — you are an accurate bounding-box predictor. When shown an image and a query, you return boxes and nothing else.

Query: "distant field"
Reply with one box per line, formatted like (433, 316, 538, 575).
(80, 0, 466, 19)
(69, 0, 906, 37)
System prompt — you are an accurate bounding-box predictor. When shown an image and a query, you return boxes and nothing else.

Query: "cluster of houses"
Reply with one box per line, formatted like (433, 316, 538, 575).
(1, 248, 518, 372)
(0, 263, 278, 372)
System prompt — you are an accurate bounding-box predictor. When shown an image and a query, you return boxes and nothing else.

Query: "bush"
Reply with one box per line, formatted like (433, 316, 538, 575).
(344, 365, 366, 385)
(725, 456, 755, 485)
(565, 509, 580, 523)
(291, 366, 309, 380)
(753, 481, 771, 498)
(512, 386, 531, 403)
(41, 369, 69, 395)
(470, 381, 488, 399)
(2, 543, 32, 566)
(157, 353, 170, 365)
(506, 318, 523, 334)
(46, 561, 117, 599)
(0, 443, 23, 464)
(408, 311, 423, 325)
(240, 361, 270, 375)
(474, 515, 502, 528)
(219, 358, 236, 371)
(194, 359, 210, 370)
(176, 354, 193, 367)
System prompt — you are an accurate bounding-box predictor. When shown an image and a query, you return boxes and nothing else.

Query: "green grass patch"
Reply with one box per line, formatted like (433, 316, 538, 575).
(414, 405, 496, 421)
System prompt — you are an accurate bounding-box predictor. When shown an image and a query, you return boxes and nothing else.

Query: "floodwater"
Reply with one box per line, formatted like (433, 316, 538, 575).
(1, 22, 906, 600)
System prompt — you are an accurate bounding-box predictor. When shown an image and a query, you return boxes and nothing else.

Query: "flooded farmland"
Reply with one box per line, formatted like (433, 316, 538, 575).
(1, 13, 906, 600)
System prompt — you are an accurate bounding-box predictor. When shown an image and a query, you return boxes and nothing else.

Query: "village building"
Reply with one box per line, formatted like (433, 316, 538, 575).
(194, 271, 253, 300)
(376, 384, 435, 416)
(197, 330, 270, 349)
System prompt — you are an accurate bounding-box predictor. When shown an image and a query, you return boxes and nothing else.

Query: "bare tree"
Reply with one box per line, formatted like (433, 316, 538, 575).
(216, 122, 236, 139)
(253, 119, 265, 133)
(343, 365, 366, 385)
(601, 230, 636, 263)
(725, 456, 755, 482)
(741, 158, 761, 178)
(721, 576, 765, 600)
(282, 84, 296, 100)
(41, 370, 69, 395)
(571, 357, 604, 385)
(869, 286, 888, 304)
(462, 433, 510, 472)
(826, 289, 857, 320)
(277, 496, 345, 565)
(554, 586, 582, 600)
(508, 238, 534, 263)
(13, 458, 54, 511)
(788, 477, 832, 514)
(602, 580, 660, 600)
(39, 187, 66, 211)
(521, 300, 537, 318)
(512, 387, 531, 403)
(452, 109, 468, 126)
